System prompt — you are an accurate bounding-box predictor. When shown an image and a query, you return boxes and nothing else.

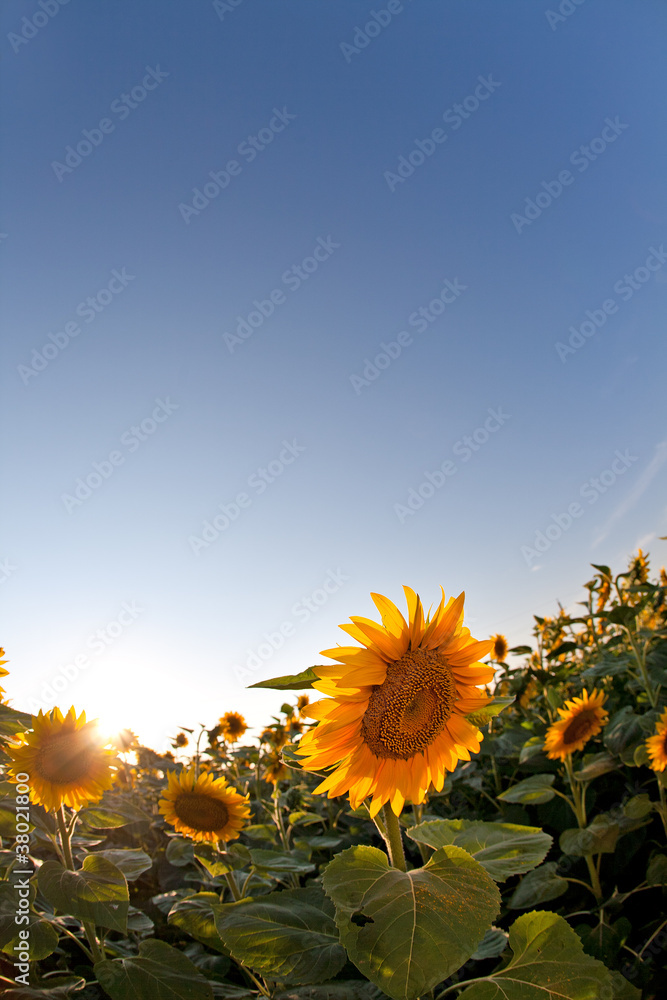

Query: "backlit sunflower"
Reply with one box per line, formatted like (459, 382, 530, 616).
(219, 711, 248, 742)
(263, 748, 288, 785)
(0, 648, 9, 700)
(159, 767, 250, 842)
(7, 707, 118, 812)
(646, 708, 667, 772)
(491, 634, 508, 662)
(544, 688, 608, 761)
(296, 587, 495, 817)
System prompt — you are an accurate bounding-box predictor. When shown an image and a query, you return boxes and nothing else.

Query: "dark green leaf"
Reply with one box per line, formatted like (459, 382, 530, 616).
(509, 862, 568, 909)
(458, 910, 611, 1000)
(0, 703, 32, 737)
(38, 856, 129, 933)
(82, 849, 152, 881)
(406, 820, 552, 881)
(78, 800, 150, 829)
(214, 886, 345, 985)
(169, 892, 228, 953)
(0, 882, 59, 961)
(95, 938, 214, 1000)
(497, 775, 555, 805)
(248, 667, 319, 690)
(471, 927, 509, 961)
(166, 836, 195, 866)
(249, 848, 315, 875)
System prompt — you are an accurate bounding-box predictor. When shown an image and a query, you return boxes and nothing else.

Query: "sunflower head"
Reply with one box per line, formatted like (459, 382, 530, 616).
(544, 688, 609, 761)
(629, 548, 649, 584)
(296, 694, 310, 716)
(158, 767, 250, 843)
(219, 712, 248, 742)
(296, 586, 495, 817)
(174, 732, 189, 748)
(491, 634, 508, 662)
(595, 580, 610, 613)
(646, 708, 667, 772)
(6, 707, 118, 812)
(263, 749, 288, 785)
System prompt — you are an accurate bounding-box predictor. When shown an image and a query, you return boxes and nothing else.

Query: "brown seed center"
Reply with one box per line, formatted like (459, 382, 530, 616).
(36, 730, 97, 785)
(174, 792, 229, 832)
(562, 709, 597, 746)
(361, 648, 456, 759)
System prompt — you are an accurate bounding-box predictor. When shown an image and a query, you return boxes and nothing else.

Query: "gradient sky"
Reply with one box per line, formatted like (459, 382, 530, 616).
(2, 0, 666, 750)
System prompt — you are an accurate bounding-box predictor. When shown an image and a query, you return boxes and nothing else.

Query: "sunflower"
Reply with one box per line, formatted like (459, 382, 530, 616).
(158, 767, 250, 842)
(0, 648, 9, 700)
(296, 587, 495, 817)
(646, 708, 667, 772)
(174, 732, 189, 748)
(263, 749, 288, 785)
(544, 689, 608, 761)
(491, 634, 508, 662)
(6, 707, 118, 812)
(296, 694, 310, 716)
(219, 711, 248, 742)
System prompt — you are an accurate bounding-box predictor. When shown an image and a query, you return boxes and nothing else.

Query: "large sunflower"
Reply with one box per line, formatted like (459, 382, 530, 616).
(646, 707, 667, 772)
(7, 707, 117, 812)
(296, 587, 494, 817)
(158, 767, 250, 842)
(544, 688, 608, 761)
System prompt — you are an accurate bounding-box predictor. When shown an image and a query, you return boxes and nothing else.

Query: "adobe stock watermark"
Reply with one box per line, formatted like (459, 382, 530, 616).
(51, 67, 169, 182)
(511, 117, 628, 234)
(0, 558, 17, 584)
(339, 0, 414, 63)
(17, 268, 136, 385)
(545, 0, 587, 31)
(232, 568, 349, 683)
(61, 397, 179, 513)
(8, 0, 71, 55)
(189, 439, 306, 554)
(25, 602, 144, 713)
(350, 277, 468, 394)
(11, 771, 33, 988)
(521, 449, 638, 568)
(394, 407, 510, 523)
(213, 0, 244, 20)
(384, 75, 501, 192)
(178, 107, 296, 224)
(224, 236, 340, 353)
(555, 245, 667, 362)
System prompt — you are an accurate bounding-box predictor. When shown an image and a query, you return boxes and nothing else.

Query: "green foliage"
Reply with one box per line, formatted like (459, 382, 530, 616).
(95, 938, 214, 1000)
(406, 819, 552, 880)
(323, 844, 500, 1000)
(38, 856, 129, 933)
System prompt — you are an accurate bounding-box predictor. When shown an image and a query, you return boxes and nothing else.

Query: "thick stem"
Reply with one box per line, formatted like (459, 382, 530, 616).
(562, 759, 602, 902)
(56, 807, 104, 964)
(382, 804, 407, 872)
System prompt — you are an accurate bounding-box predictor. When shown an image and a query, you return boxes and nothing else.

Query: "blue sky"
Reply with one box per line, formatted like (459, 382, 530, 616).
(2, 0, 666, 749)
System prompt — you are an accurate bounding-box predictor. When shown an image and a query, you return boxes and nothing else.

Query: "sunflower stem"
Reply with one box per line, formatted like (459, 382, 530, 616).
(562, 759, 603, 903)
(382, 804, 407, 872)
(56, 807, 105, 964)
(625, 628, 657, 707)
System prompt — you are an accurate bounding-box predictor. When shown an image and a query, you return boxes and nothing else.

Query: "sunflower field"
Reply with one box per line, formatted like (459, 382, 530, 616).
(1, 550, 667, 1000)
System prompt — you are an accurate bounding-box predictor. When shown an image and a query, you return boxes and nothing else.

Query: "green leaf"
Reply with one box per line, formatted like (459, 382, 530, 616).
(406, 820, 552, 881)
(509, 646, 532, 655)
(214, 886, 346, 985)
(273, 986, 389, 1000)
(560, 819, 619, 857)
(519, 738, 545, 764)
(194, 841, 251, 877)
(322, 844, 500, 1000)
(509, 862, 568, 909)
(0, 703, 32, 737)
(249, 848, 316, 875)
(38, 856, 129, 933)
(82, 849, 152, 881)
(169, 892, 228, 954)
(127, 906, 154, 934)
(248, 667, 320, 690)
(166, 836, 196, 866)
(95, 938, 214, 1000)
(605, 606, 637, 627)
(458, 910, 612, 1000)
(1, 979, 86, 1000)
(604, 706, 645, 755)
(466, 697, 515, 726)
(471, 927, 509, 961)
(497, 774, 556, 805)
(573, 751, 618, 781)
(547, 642, 578, 659)
(646, 853, 667, 885)
(607, 972, 642, 999)
(0, 882, 59, 961)
(78, 800, 150, 828)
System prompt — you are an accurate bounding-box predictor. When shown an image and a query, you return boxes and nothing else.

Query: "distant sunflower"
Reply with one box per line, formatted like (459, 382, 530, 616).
(7, 707, 117, 812)
(544, 689, 608, 761)
(263, 749, 288, 785)
(174, 732, 189, 748)
(491, 634, 508, 662)
(296, 587, 494, 817)
(159, 767, 250, 842)
(219, 712, 248, 742)
(646, 708, 667, 772)
(0, 648, 9, 700)
(296, 694, 310, 716)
